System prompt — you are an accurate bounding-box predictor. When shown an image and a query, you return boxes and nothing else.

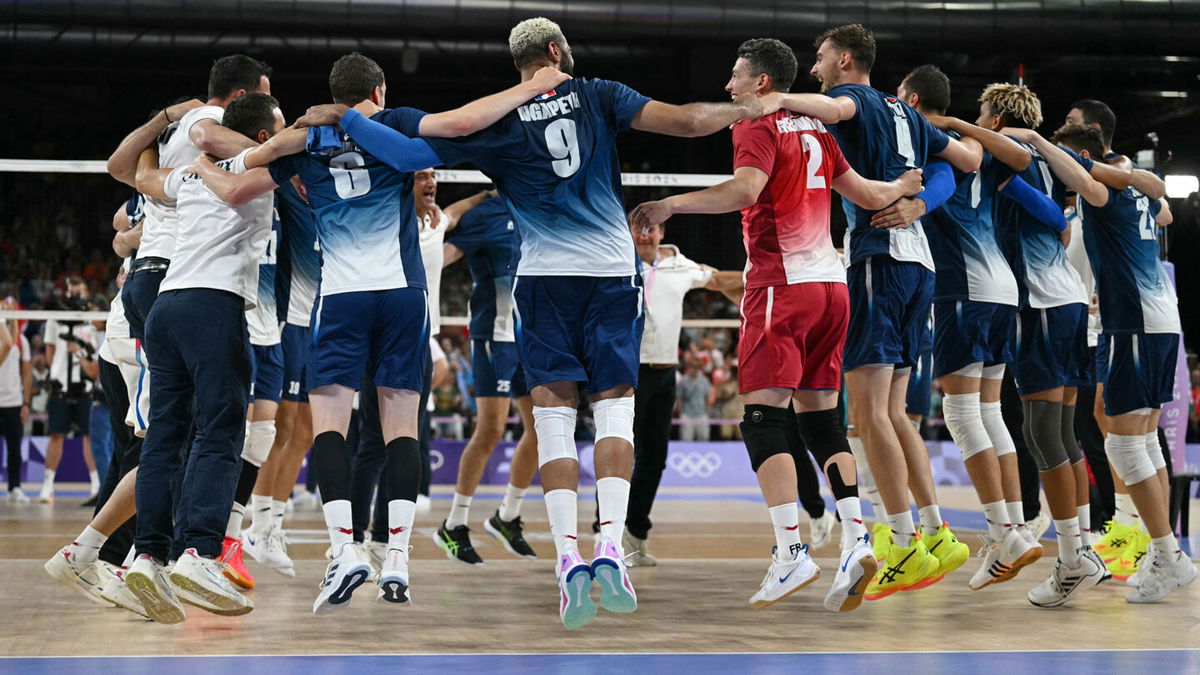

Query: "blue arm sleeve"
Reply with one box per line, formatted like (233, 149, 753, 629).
(1001, 176, 1068, 232)
(340, 109, 442, 171)
(915, 161, 956, 212)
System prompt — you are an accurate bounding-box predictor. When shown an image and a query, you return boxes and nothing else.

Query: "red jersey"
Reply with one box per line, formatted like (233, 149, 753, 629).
(732, 111, 850, 289)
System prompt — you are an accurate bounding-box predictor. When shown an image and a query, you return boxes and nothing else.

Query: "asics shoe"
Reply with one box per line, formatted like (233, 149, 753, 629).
(591, 537, 637, 614)
(97, 564, 150, 619)
(171, 548, 253, 616)
(809, 511, 836, 550)
(1110, 529, 1150, 580)
(824, 537, 877, 613)
(1028, 550, 1105, 608)
(1095, 520, 1135, 562)
(484, 511, 538, 559)
(124, 554, 186, 624)
(219, 537, 255, 590)
(377, 547, 411, 605)
(558, 549, 596, 630)
(749, 544, 821, 609)
(433, 521, 484, 565)
(871, 523, 892, 561)
(913, 523, 970, 589)
(313, 543, 372, 614)
(1126, 548, 1198, 604)
(622, 529, 657, 567)
(969, 529, 1039, 590)
(44, 547, 108, 606)
(865, 536, 938, 600)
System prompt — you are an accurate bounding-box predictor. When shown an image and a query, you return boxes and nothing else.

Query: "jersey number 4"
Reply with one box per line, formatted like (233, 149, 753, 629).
(329, 151, 372, 199)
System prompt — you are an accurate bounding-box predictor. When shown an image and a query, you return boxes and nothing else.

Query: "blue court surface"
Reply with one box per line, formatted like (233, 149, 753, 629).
(5, 651, 1199, 674)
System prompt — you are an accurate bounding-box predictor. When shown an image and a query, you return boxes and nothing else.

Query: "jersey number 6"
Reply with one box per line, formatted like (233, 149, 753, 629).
(329, 151, 372, 199)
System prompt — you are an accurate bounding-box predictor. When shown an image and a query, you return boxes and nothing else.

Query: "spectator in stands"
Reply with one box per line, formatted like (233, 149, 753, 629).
(677, 355, 712, 442)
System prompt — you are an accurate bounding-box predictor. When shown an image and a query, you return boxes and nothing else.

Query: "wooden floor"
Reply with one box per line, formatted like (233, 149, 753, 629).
(3, 485, 1199, 658)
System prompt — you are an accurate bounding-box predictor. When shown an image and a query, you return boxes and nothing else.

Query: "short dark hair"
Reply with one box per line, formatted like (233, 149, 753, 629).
(814, 24, 876, 74)
(737, 38, 798, 93)
(329, 52, 385, 106)
(207, 55, 272, 100)
(222, 93, 279, 140)
(902, 65, 951, 115)
(1070, 99, 1117, 147)
(1052, 123, 1105, 159)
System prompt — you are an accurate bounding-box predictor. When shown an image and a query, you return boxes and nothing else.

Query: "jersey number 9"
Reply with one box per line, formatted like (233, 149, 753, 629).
(544, 118, 580, 178)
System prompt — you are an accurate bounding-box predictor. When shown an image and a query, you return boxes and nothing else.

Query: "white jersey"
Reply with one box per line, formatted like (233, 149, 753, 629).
(0, 334, 30, 408)
(419, 210, 449, 334)
(160, 148, 274, 306)
(139, 105, 224, 260)
(640, 247, 712, 365)
(1063, 207, 1101, 346)
(104, 270, 132, 342)
(44, 320, 97, 394)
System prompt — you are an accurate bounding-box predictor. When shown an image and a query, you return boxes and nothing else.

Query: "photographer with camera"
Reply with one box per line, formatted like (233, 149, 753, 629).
(37, 277, 100, 504)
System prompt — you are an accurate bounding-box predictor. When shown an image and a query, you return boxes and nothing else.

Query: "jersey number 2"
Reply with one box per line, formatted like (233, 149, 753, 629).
(800, 134, 827, 189)
(545, 118, 580, 178)
(329, 151, 371, 199)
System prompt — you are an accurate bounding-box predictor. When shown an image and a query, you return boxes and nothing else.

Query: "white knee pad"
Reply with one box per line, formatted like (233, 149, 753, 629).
(942, 392, 991, 460)
(979, 400, 1016, 457)
(534, 406, 578, 468)
(1107, 433, 1156, 485)
(241, 420, 276, 467)
(591, 397, 635, 445)
(1145, 432, 1167, 471)
(981, 364, 1006, 380)
(951, 362, 984, 378)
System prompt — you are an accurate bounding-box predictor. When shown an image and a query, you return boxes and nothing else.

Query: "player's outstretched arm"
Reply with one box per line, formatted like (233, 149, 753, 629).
(1156, 198, 1173, 226)
(630, 91, 765, 139)
(1002, 128, 1108, 208)
(704, 269, 746, 305)
(419, 67, 571, 138)
(934, 136, 982, 173)
(337, 109, 444, 172)
(629, 167, 769, 229)
(442, 243, 465, 267)
(761, 92, 855, 125)
(833, 167, 923, 212)
(188, 155, 279, 207)
(1085, 160, 1133, 191)
(869, 161, 956, 229)
(243, 127, 307, 169)
(1130, 169, 1167, 200)
(134, 147, 175, 201)
(999, 176, 1068, 232)
(443, 190, 496, 231)
(107, 99, 204, 187)
(930, 115, 1030, 172)
(189, 118, 257, 159)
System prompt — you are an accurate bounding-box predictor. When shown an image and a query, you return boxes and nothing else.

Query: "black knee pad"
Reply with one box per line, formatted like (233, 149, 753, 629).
(741, 405, 792, 472)
(795, 408, 856, 499)
(1061, 404, 1083, 465)
(1022, 400, 1069, 471)
(313, 430, 352, 503)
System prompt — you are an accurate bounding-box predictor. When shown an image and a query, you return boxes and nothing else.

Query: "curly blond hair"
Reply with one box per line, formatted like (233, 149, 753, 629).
(979, 83, 1043, 129)
(509, 17, 565, 68)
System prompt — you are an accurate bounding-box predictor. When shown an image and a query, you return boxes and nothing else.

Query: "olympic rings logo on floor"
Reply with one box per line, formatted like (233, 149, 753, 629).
(667, 451, 722, 478)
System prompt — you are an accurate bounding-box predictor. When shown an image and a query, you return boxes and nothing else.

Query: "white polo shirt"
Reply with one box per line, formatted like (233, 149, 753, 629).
(160, 148, 275, 306)
(139, 105, 224, 260)
(640, 245, 713, 366)
(419, 210, 449, 335)
(44, 320, 97, 394)
(0, 333, 30, 408)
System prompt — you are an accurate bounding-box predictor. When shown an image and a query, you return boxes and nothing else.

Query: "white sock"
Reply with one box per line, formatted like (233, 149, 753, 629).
(1077, 505, 1091, 547)
(499, 484, 526, 522)
(41, 468, 55, 495)
(68, 525, 107, 564)
(88, 470, 100, 495)
(249, 494, 271, 535)
(270, 499, 286, 532)
(1054, 518, 1081, 565)
(1006, 501, 1029, 539)
(886, 510, 916, 548)
(918, 504, 942, 537)
(387, 499, 416, 553)
(1114, 492, 1139, 528)
(982, 501, 1010, 541)
(847, 436, 885, 521)
(121, 545, 136, 569)
(544, 489, 579, 557)
(446, 492, 472, 529)
(836, 497, 867, 549)
(596, 476, 631, 544)
(769, 502, 803, 559)
(225, 503, 245, 539)
(321, 499, 353, 557)
(1150, 533, 1180, 558)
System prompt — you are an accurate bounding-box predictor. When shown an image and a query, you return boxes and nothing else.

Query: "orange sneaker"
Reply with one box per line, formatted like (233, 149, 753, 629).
(220, 536, 256, 590)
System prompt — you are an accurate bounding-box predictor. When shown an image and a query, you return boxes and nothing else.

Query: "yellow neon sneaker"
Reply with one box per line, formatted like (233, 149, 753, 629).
(1094, 520, 1136, 563)
(871, 523, 892, 561)
(864, 535, 939, 601)
(908, 523, 970, 590)
(1108, 529, 1150, 580)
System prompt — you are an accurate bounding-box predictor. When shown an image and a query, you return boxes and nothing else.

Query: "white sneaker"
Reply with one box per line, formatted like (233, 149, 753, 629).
(37, 485, 53, 503)
(969, 529, 1040, 590)
(748, 544, 821, 609)
(1126, 548, 1199, 604)
(1028, 550, 1105, 608)
(44, 547, 108, 606)
(591, 537, 637, 614)
(557, 549, 596, 630)
(810, 511, 836, 549)
(621, 529, 657, 567)
(241, 528, 269, 564)
(97, 564, 150, 619)
(377, 547, 411, 604)
(365, 540, 387, 580)
(313, 543, 372, 614)
(1014, 522, 1038, 547)
(259, 529, 296, 578)
(823, 538, 877, 612)
(124, 554, 186, 624)
(416, 494, 432, 516)
(292, 490, 319, 510)
(169, 548, 253, 616)
(1027, 511, 1051, 541)
(7, 487, 30, 504)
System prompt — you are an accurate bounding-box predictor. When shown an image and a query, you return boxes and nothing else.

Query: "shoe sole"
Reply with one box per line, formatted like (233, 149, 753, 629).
(124, 570, 187, 624)
(432, 531, 484, 566)
(483, 519, 538, 560)
(825, 556, 878, 613)
(972, 546, 1044, 590)
(169, 571, 253, 616)
(561, 566, 597, 630)
(98, 586, 151, 619)
(378, 577, 411, 605)
(223, 567, 256, 590)
(44, 556, 109, 607)
(749, 569, 821, 609)
(313, 563, 371, 614)
(592, 558, 637, 613)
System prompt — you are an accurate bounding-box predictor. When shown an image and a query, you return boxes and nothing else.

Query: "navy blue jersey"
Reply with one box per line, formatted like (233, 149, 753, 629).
(447, 195, 517, 341)
(425, 78, 651, 277)
(270, 107, 429, 296)
(826, 83, 950, 269)
(925, 142, 1018, 305)
(1080, 187, 1177, 333)
(273, 182, 319, 326)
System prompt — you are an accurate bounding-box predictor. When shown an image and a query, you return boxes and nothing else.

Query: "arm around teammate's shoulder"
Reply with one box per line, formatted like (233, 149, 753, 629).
(630, 90, 766, 138)
(760, 92, 854, 125)
(243, 127, 307, 170)
(340, 109, 442, 172)
(419, 67, 571, 138)
(189, 118, 257, 159)
(935, 136, 982, 173)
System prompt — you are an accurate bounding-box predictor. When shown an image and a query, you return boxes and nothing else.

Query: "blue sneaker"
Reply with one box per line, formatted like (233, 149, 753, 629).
(557, 549, 596, 630)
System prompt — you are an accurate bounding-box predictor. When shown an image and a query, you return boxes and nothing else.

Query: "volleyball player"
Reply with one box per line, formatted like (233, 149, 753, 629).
(633, 37, 925, 612)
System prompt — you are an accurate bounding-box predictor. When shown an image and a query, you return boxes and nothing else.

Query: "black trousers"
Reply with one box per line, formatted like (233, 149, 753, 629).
(95, 357, 142, 567)
(624, 365, 676, 540)
(1, 406, 22, 490)
(999, 371, 1043, 521)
